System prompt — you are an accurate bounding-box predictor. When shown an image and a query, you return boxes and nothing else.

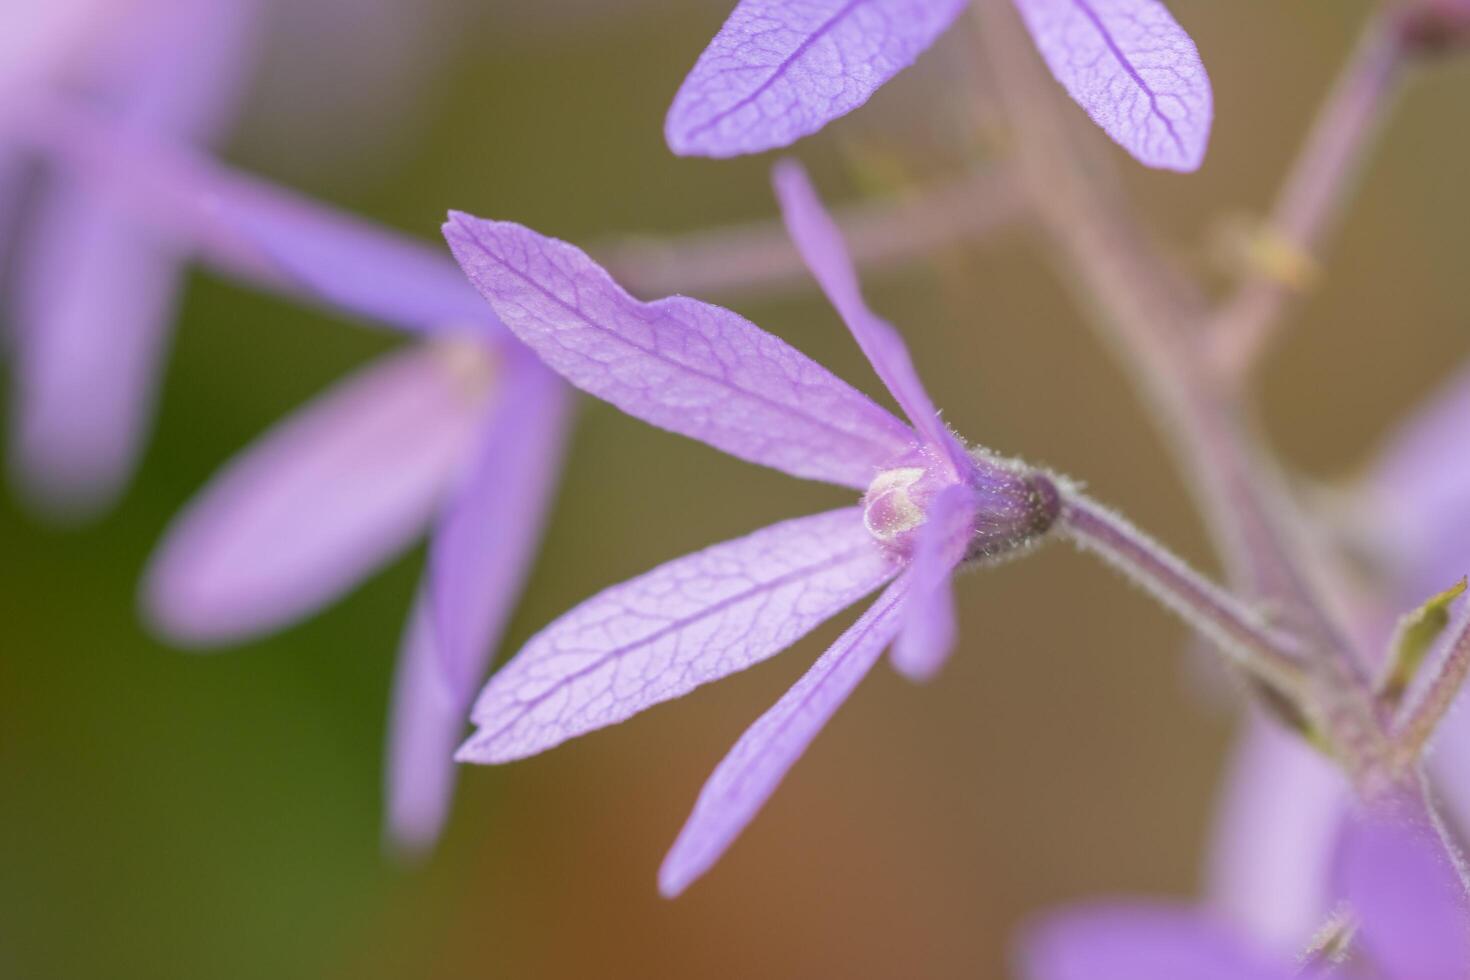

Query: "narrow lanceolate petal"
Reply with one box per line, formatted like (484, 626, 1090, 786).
(144, 343, 492, 645)
(772, 159, 967, 470)
(203, 175, 501, 338)
(429, 356, 572, 701)
(659, 573, 910, 897)
(384, 594, 463, 857)
(458, 508, 897, 764)
(1334, 810, 1470, 979)
(1018, 903, 1293, 980)
(1010, 0, 1212, 172)
(444, 213, 915, 490)
(666, 0, 969, 158)
(24, 109, 496, 338)
(8, 193, 183, 516)
(891, 484, 973, 681)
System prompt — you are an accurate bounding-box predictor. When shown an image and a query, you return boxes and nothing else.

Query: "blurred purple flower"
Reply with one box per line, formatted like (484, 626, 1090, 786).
(1020, 807, 1470, 980)
(666, 0, 1213, 171)
(2, 0, 262, 519)
(23, 110, 574, 855)
(444, 158, 1061, 895)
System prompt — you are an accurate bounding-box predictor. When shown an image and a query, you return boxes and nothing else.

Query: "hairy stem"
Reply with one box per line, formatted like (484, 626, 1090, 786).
(1206, 15, 1408, 383)
(1394, 603, 1470, 763)
(969, 0, 1394, 773)
(1059, 490, 1308, 700)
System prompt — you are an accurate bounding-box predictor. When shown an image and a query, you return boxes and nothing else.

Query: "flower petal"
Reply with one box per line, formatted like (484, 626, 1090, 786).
(665, 0, 969, 158)
(205, 179, 500, 338)
(458, 507, 897, 763)
(383, 592, 463, 858)
(26, 110, 493, 338)
(1364, 361, 1470, 601)
(1018, 902, 1293, 980)
(1204, 714, 1347, 955)
(6, 0, 259, 516)
(8, 188, 183, 517)
(772, 159, 967, 470)
(1010, 0, 1212, 172)
(891, 483, 973, 681)
(658, 572, 909, 897)
(444, 213, 915, 490)
(144, 344, 491, 645)
(1333, 809, 1470, 979)
(429, 355, 572, 701)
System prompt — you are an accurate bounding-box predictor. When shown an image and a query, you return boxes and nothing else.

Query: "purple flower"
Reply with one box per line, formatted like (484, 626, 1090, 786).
(3, 0, 261, 518)
(26, 113, 573, 855)
(666, 0, 1213, 171)
(1020, 808, 1470, 979)
(444, 158, 1061, 895)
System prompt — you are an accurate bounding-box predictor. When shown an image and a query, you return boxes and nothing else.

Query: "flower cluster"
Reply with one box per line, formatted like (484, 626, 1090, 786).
(6, 1, 1470, 976)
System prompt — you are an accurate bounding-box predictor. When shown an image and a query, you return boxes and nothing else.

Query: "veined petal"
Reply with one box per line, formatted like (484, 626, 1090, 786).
(891, 484, 973, 681)
(665, 0, 969, 158)
(1334, 810, 1470, 979)
(458, 507, 897, 764)
(1011, 0, 1212, 172)
(429, 355, 572, 701)
(444, 213, 915, 490)
(658, 572, 909, 897)
(384, 592, 463, 858)
(1018, 903, 1293, 980)
(772, 159, 967, 471)
(144, 343, 493, 645)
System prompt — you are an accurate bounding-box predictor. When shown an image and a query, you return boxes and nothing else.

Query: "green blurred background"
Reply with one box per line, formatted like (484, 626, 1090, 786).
(3, 1, 1469, 977)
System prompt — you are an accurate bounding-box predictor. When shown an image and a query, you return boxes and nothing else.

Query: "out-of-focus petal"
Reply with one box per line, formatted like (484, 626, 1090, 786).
(6, 0, 261, 515)
(83, 0, 260, 144)
(458, 507, 897, 764)
(1010, 0, 1212, 171)
(8, 188, 181, 516)
(1018, 902, 1292, 980)
(665, 0, 969, 158)
(444, 213, 915, 490)
(1205, 713, 1347, 954)
(144, 343, 492, 645)
(891, 483, 973, 681)
(1333, 807, 1470, 979)
(383, 592, 462, 858)
(0, 0, 106, 99)
(1364, 359, 1470, 600)
(429, 355, 572, 700)
(658, 572, 910, 897)
(772, 159, 967, 472)
(21, 109, 495, 337)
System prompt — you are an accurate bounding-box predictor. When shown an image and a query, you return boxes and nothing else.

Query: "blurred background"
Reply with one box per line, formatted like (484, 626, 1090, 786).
(3, 1, 1469, 977)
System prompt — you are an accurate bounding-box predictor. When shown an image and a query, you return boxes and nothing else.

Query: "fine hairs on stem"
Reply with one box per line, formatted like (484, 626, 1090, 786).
(972, 0, 1466, 874)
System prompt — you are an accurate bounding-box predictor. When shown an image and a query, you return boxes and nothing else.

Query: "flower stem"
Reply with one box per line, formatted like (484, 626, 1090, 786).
(1057, 489, 1308, 701)
(1206, 15, 1408, 383)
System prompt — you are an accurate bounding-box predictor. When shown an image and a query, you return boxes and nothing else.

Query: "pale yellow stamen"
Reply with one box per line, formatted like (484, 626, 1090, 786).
(862, 466, 926, 543)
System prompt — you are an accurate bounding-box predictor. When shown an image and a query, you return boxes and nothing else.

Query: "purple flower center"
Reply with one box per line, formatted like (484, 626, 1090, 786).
(861, 447, 1060, 563)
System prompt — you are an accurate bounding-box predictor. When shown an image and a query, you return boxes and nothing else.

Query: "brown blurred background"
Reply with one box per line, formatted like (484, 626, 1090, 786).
(2, 1, 1469, 977)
